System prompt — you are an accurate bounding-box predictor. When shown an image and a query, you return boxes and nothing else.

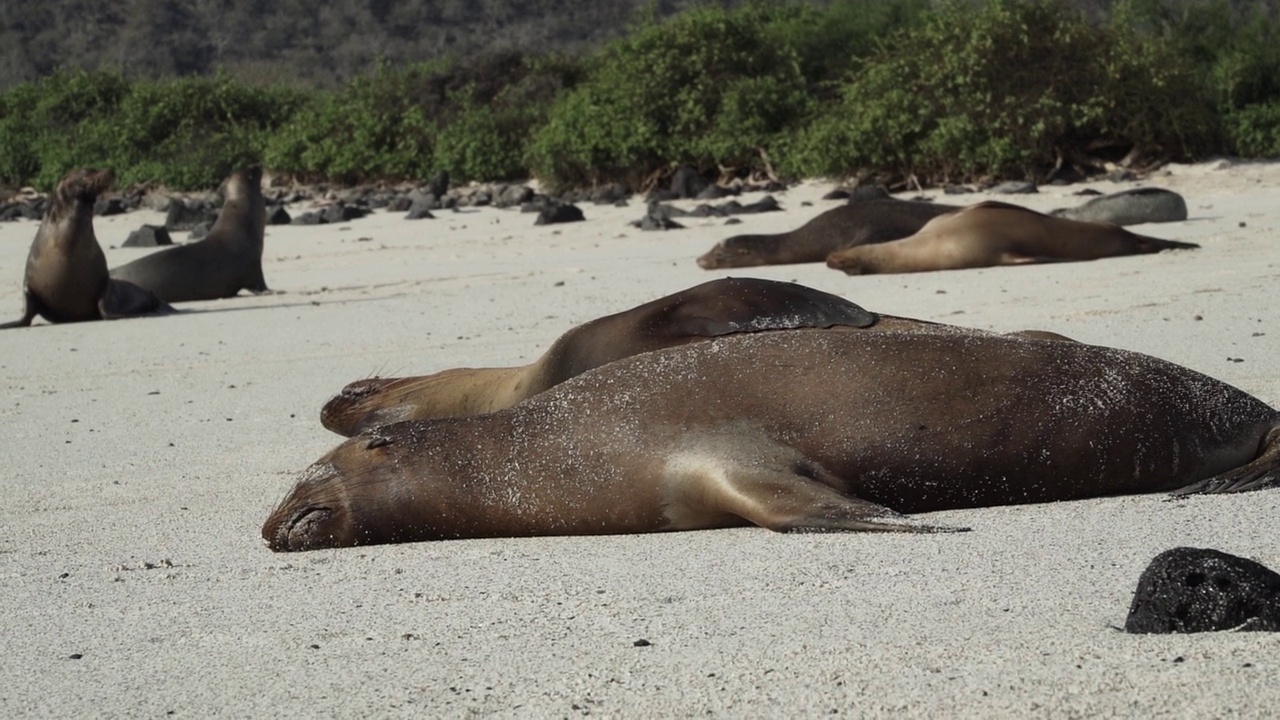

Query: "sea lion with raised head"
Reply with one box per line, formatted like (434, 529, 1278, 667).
(1, 168, 173, 329)
(697, 198, 961, 269)
(264, 329, 1280, 551)
(109, 166, 268, 302)
(826, 201, 1199, 275)
(320, 277, 879, 435)
(320, 278, 1075, 436)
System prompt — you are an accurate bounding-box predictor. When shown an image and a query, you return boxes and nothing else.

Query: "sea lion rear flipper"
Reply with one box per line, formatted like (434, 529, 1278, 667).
(0, 293, 39, 329)
(672, 452, 965, 533)
(1169, 425, 1280, 496)
(1143, 237, 1200, 251)
(99, 279, 177, 319)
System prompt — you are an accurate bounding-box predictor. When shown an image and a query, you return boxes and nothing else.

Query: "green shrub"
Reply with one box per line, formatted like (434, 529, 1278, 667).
(782, 0, 1217, 183)
(527, 4, 814, 189)
(263, 62, 439, 183)
(1225, 100, 1280, 157)
(1, 0, 1278, 191)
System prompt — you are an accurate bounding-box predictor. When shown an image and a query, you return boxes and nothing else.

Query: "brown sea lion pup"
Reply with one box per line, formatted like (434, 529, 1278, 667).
(825, 201, 1199, 275)
(696, 198, 961, 269)
(320, 277, 880, 436)
(264, 330, 1280, 551)
(109, 166, 268, 302)
(1, 168, 173, 329)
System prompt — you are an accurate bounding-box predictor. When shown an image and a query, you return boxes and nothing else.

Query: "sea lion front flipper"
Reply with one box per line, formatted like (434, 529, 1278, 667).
(669, 451, 965, 533)
(0, 292, 39, 329)
(1169, 425, 1280, 496)
(243, 265, 271, 294)
(98, 279, 177, 319)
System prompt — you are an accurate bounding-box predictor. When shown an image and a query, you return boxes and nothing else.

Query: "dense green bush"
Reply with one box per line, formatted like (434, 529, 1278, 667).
(0, 70, 130, 185)
(1, 0, 1279, 191)
(0, 70, 302, 189)
(782, 0, 1218, 182)
(263, 62, 440, 183)
(527, 4, 817, 189)
(1225, 100, 1280, 157)
(431, 53, 585, 182)
(262, 52, 581, 184)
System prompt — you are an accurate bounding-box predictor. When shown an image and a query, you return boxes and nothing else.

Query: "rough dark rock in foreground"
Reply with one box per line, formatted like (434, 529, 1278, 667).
(1125, 547, 1280, 634)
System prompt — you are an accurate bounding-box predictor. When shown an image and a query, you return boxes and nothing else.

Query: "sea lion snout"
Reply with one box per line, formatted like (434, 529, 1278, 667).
(320, 378, 408, 436)
(263, 460, 356, 552)
(264, 505, 334, 552)
(696, 246, 729, 269)
(57, 168, 115, 204)
(696, 240, 757, 269)
(338, 379, 387, 400)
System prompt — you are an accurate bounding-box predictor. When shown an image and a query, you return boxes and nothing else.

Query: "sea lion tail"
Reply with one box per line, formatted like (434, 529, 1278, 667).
(1169, 423, 1280, 495)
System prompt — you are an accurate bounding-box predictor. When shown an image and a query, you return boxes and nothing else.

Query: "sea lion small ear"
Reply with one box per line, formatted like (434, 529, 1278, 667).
(364, 435, 393, 450)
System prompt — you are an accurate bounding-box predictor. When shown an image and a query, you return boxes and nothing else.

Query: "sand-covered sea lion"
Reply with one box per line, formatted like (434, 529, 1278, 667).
(1, 168, 173, 329)
(109, 166, 268, 302)
(826, 201, 1199, 275)
(696, 198, 960, 269)
(264, 330, 1280, 551)
(320, 277, 879, 436)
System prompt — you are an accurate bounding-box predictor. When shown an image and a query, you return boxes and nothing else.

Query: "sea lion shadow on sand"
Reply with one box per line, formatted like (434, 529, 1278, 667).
(265, 330, 1280, 551)
(2, 168, 174, 329)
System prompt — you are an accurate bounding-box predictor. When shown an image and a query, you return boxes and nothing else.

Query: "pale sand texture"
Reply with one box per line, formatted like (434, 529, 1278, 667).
(1, 159, 1278, 717)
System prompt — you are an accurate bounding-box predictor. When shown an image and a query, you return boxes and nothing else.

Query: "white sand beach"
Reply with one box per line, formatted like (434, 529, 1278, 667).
(2, 159, 1278, 717)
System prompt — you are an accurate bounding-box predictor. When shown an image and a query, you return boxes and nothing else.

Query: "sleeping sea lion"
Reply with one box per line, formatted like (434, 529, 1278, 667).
(320, 278, 1073, 436)
(825, 201, 1198, 275)
(1, 168, 172, 329)
(109, 166, 268, 302)
(319, 277, 879, 435)
(696, 198, 960, 269)
(264, 329, 1280, 551)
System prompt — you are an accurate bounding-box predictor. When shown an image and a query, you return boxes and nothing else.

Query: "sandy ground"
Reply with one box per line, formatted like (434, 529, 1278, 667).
(2, 159, 1279, 717)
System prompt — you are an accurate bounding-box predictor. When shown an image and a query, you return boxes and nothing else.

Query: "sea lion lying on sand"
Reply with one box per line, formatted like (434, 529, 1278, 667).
(265, 329, 1280, 550)
(826, 201, 1198, 275)
(697, 198, 960, 269)
(320, 277, 877, 435)
(320, 277, 1069, 436)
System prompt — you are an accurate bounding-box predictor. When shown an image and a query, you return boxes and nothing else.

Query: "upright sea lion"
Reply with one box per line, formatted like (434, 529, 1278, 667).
(264, 330, 1280, 551)
(1, 168, 173, 329)
(696, 198, 960, 269)
(109, 166, 268, 302)
(320, 277, 880, 436)
(826, 201, 1199, 275)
